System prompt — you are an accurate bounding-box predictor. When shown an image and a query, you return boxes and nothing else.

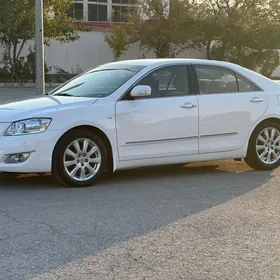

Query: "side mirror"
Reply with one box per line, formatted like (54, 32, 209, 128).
(130, 85, 151, 98)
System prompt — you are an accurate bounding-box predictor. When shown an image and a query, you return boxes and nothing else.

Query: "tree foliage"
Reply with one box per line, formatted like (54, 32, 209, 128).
(104, 24, 130, 61)
(105, 0, 198, 59)
(196, 0, 280, 76)
(105, 0, 280, 77)
(0, 0, 78, 81)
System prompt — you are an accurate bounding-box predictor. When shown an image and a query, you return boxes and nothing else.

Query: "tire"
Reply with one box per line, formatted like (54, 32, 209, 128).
(52, 129, 108, 187)
(245, 121, 280, 170)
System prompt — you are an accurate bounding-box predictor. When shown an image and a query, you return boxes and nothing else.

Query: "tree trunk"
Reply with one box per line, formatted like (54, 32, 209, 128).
(156, 43, 170, 58)
(7, 40, 26, 82)
(16, 40, 26, 61)
(220, 41, 227, 60)
(7, 42, 14, 82)
(206, 40, 212, 60)
(9, 42, 18, 82)
(236, 45, 242, 64)
(13, 42, 17, 66)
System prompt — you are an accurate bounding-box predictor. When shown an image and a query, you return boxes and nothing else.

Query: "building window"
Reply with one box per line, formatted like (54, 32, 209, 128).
(112, 0, 139, 22)
(88, 0, 108, 22)
(68, 2, 84, 21)
(70, 0, 139, 22)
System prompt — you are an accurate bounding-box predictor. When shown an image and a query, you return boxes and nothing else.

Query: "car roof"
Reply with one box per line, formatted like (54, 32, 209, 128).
(103, 58, 239, 68)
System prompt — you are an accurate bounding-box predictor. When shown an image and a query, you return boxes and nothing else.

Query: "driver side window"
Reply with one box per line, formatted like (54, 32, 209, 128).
(137, 65, 190, 98)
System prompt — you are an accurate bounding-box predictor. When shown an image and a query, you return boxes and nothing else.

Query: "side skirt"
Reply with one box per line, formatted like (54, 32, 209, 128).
(114, 148, 247, 171)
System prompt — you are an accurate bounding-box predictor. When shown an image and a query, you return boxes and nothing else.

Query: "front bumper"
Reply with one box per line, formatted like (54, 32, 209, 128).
(0, 129, 63, 173)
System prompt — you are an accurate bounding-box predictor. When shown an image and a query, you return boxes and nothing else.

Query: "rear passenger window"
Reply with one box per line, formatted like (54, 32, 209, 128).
(236, 74, 261, 92)
(195, 65, 238, 94)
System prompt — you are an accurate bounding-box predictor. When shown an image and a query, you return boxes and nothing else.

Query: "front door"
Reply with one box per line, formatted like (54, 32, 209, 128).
(194, 64, 268, 154)
(116, 65, 199, 161)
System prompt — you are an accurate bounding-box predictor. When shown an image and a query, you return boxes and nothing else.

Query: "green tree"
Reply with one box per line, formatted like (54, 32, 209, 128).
(104, 24, 130, 61)
(197, 0, 280, 76)
(0, 0, 78, 81)
(105, 0, 198, 58)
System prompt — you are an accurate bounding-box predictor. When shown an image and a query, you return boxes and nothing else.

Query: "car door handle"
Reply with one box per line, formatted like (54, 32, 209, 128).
(180, 102, 197, 109)
(250, 97, 264, 103)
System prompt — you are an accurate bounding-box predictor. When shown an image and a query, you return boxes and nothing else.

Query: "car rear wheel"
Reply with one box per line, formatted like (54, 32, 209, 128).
(245, 121, 280, 170)
(52, 129, 107, 187)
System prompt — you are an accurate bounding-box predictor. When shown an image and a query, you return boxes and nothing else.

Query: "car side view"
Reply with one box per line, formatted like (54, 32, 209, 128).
(1, 58, 280, 187)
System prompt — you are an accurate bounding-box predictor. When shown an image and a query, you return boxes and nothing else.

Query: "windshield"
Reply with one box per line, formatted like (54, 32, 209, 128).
(51, 66, 145, 98)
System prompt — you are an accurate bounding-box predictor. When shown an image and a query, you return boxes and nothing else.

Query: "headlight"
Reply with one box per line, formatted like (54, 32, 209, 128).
(4, 118, 52, 136)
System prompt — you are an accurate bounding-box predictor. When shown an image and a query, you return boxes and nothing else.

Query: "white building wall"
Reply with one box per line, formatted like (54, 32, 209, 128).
(44, 31, 207, 72)
(0, 31, 206, 74)
(2, 30, 279, 77)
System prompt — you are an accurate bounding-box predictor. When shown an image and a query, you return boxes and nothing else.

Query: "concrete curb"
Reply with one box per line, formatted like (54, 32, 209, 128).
(0, 83, 62, 88)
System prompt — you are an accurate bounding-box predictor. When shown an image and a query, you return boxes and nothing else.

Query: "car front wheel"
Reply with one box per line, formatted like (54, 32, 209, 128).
(245, 121, 280, 170)
(52, 129, 107, 187)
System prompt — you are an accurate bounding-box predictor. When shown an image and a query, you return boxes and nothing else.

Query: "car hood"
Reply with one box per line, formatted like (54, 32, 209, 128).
(0, 95, 98, 122)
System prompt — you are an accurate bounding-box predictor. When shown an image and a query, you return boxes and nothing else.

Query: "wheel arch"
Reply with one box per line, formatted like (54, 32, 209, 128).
(245, 117, 280, 154)
(52, 125, 114, 173)
(251, 117, 280, 135)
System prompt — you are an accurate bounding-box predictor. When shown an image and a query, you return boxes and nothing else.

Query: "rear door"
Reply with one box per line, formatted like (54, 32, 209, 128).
(193, 64, 267, 154)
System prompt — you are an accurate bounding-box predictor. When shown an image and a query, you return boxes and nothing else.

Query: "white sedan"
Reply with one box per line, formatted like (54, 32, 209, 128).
(1, 59, 280, 187)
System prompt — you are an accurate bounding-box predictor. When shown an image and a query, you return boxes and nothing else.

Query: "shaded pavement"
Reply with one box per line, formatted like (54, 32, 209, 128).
(0, 161, 278, 280)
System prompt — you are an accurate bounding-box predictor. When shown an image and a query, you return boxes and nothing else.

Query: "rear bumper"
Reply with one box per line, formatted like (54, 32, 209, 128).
(0, 130, 62, 173)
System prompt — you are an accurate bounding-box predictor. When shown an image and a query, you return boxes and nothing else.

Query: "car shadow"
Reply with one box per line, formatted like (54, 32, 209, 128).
(0, 160, 274, 279)
(0, 161, 263, 188)
(1, 164, 219, 188)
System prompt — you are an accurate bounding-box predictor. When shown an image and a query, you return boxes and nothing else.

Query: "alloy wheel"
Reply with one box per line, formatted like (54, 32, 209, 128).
(256, 127, 280, 165)
(63, 138, 101, 182)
